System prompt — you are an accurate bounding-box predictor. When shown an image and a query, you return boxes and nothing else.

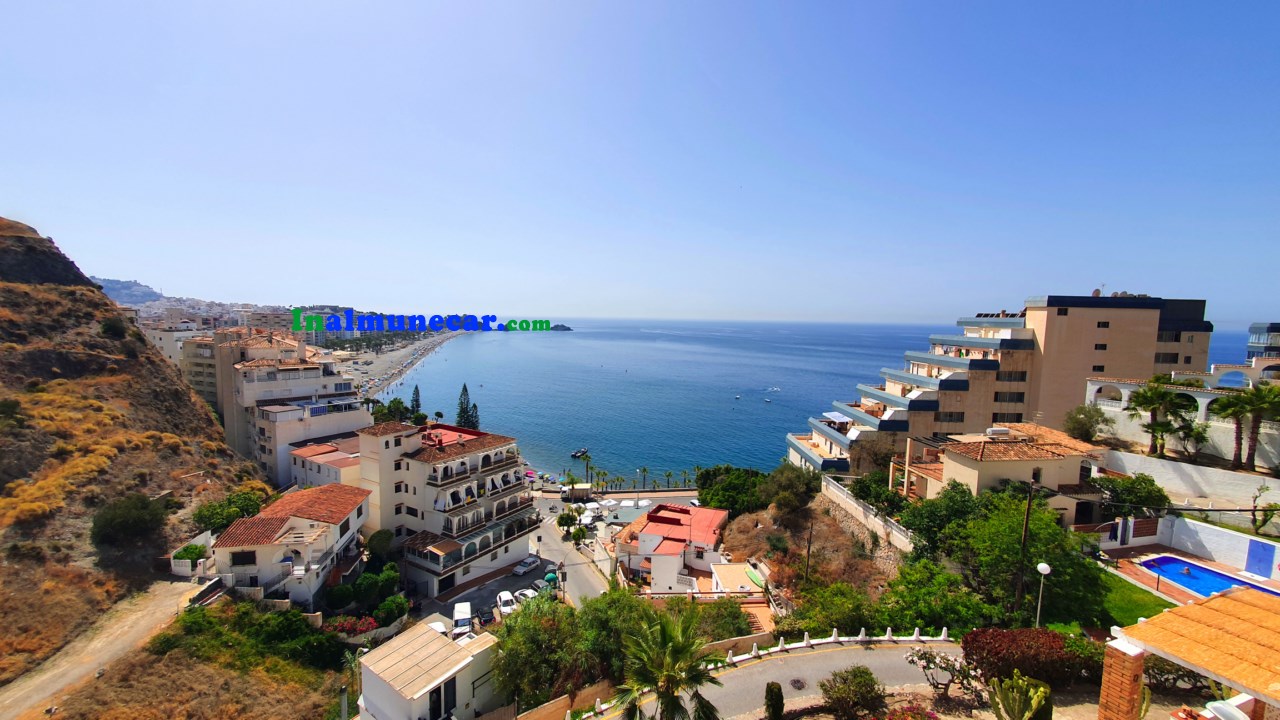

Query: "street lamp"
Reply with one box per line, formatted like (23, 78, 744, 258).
(1034, 562, 1052, 628)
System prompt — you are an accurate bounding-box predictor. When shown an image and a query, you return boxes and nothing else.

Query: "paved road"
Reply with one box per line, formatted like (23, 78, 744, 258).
(0, 580, 200, 718)
(597, 643, 959, 720)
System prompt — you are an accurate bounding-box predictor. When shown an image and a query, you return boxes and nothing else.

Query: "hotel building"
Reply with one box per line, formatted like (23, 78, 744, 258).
(788, 294, 1213, 474)
(1247, 322, 1280, 361)
(214, 328, 372, 485)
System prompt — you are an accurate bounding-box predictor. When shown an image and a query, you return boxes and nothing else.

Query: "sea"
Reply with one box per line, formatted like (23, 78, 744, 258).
(378, 320, 1250, 484)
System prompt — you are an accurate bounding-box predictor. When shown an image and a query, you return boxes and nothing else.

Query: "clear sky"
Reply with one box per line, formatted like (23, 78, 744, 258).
(2, 2, 1276, 328)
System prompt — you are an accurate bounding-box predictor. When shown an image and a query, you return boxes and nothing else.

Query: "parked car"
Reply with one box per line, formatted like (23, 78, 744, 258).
(689, 499, 701, 506)
(544, 562, 559, 576)
(532, 579, 551, 594)
(451, 602, 473, 638)
(512, 556, 540, 576)
(496, 591, 517, 616)
(514, 589, 538, 604)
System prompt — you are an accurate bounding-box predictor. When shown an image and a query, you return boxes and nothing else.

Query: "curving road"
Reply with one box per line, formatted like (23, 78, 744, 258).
(597, 643, 960, 720)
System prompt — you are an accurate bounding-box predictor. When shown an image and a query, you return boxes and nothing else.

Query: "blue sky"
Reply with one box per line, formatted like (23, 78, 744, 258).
(2, 2, 1276, 328)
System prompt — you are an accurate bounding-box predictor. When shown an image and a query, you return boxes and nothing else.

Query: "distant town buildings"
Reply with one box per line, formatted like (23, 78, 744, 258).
(788, 293, 1214, 475)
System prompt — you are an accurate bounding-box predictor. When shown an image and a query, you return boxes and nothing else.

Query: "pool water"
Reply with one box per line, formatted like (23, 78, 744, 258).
(1140, 556, 1280, 598)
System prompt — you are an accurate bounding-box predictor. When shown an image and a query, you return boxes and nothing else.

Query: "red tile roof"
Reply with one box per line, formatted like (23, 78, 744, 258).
(995, 423, 1103, 455)
(638, 504, 729, 547)
(260, 484, 371, 525)
(946, 441, 1070, 462)
(213, 515, 289, 548)
(403, 430, 516, 464)
(292, 443, 339, 458)
(653, 538, 686, 556)
(358, 422, 417, 437)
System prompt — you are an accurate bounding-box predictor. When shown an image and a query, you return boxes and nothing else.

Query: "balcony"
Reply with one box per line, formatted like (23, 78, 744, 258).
(881, 367, 969, 392)
(490, 496, 534, 523)
(857, 383, 938, 412)
(428, 468, 473, 488)
(903, 350, 1000, 372)
(831, 401, 908, 432)
(807, 418, 851, 450)
(786, 433, 850, 472)
(486, 481, 525, 502)
(478, 457, 521, 477)
(928, 334, 1034, 352)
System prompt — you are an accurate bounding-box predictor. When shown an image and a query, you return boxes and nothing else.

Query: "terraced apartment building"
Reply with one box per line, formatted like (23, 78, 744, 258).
(788, 293, 1213, 474)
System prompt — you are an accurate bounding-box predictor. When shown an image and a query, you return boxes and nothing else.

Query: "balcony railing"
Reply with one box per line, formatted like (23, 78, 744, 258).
(486, 482, 525, 502)
(479, 457, 521, 477)
(428, 468, 473, 487)
(490, 497, 534, 523)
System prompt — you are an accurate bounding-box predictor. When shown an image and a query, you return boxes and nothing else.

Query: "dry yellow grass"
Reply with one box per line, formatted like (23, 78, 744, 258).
(0, 562, 122, 684)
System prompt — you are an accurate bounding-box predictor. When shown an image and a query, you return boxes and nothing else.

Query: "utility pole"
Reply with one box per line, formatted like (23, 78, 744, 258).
(802, 515, 815, 586)
(1012, 471, 1040, 619)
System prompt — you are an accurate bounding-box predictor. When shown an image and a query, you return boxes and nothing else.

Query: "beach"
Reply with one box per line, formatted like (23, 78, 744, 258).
(343, 331, 463, 399)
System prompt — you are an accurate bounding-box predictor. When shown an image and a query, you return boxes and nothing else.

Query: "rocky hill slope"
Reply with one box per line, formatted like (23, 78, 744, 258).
(89, 277, 165, 306)
(0, 217, 252, 685)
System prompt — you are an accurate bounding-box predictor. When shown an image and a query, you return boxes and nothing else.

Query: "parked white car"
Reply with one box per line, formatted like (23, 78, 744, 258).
(514, 589, 538, 604)
(512, 556, 540, 576)
(496, 591, 517, 616)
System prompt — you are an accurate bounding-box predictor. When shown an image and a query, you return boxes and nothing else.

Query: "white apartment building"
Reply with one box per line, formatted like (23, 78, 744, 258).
(288, 433, 362, 488)
(143, 318, 202, 363)
(215, 329, 373, 486)
(212, 483, 371, 608)
(360, 623, 504, 720)
(344, 422, 540, 599)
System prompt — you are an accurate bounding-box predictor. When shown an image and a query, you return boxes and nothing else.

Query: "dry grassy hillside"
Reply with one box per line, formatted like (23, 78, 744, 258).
(0, 217, 254, 684)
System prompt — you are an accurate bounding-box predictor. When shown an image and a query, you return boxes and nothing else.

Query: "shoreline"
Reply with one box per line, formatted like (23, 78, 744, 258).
(348, 331, 463, 399)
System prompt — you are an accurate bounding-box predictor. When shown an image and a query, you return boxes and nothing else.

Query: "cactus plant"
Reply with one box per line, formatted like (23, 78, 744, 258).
(1139, 685, 1152, 720)
(988, 670, 1051, 720)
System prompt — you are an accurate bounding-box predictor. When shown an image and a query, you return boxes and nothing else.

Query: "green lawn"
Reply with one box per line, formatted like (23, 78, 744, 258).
(1102, 572, 1175, 627)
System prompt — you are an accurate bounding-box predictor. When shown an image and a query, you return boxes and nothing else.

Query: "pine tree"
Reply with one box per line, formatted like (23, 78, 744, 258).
(470, 402, 480, 430)
(456, 384, 472, 427)
(410, 385, 421, 415)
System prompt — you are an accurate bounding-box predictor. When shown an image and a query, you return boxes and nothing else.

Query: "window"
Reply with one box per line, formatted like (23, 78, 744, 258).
(1097, 321, 1110, 328)
(395, 461, 403, 471)
(995, 370, 1027, 382)
(340, 518, 351, 536)
(334, 382, 352, 392)
(1154, 352, 1179, 364)
(395, 526, 405, 537)
(1094, 344, 1107, 351)
(230, 550, 256, 566)
(357, 504, 363, 518)
(395, 503, 404, 515)
(1184, 356, 1192, 364)
(1092, 365, 1106, 373)
(504, 546, 509, 554)
(395, 482, 406, 494)
(934, 411, 965, 423)
(462, 566, 471, 576)
(695, 549, 705, 560)
(1157, 330, 1182, 343)
(394, 437, 402, 447)
(994, 392, 1025, 403)
(1057, 308, 1069, 316)
(384, 440, 390, 449)
(406, 506, 419, 518)
(992, 412, 1024, 423)
(490, 552, 498, 561)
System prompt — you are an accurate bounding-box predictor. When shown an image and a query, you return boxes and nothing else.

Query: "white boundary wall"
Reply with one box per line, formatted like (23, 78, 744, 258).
(1167, 517, 1280, 581)
(1104, 451, 1276, 506)
(821, 476, 914, 552)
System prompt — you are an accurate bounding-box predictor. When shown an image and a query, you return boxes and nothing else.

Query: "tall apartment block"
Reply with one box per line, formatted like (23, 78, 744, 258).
(1247, 323, 1280, 360)
(215, 329, 372, 485)
(787, 294, 1213, 474)
(322, 422, 540, 599)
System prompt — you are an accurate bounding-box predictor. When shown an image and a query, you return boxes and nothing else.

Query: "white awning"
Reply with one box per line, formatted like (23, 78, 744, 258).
(620, 500, 635, 507)
(823, 411, 853, 423)
(584, 502, 600, 510)
(638, 499, 652, 507)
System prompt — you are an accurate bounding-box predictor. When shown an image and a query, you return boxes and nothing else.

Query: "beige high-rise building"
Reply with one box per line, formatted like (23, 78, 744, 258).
(213, 328, 373, 485)
(179, 335, 219, 408)
(788, 293, 1213, 474)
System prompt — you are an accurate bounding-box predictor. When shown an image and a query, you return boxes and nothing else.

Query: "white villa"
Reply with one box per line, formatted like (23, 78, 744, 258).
(212, 483, 371, 608)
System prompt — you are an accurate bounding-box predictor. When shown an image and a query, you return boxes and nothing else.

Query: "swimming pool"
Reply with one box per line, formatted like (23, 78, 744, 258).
(1140, 555, 1280, 598)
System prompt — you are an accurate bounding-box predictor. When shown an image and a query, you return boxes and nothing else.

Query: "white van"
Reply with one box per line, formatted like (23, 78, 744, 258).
(451, 601, 472, 638)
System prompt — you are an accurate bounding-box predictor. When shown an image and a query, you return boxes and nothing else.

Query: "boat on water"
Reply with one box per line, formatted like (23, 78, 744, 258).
(735, 395, 740, 399)
(571, 448, 588, 458)
(764, 398, 771, 403)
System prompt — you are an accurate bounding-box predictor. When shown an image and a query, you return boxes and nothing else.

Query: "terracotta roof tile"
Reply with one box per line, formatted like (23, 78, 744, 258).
(945, 441, 1069, 462)
(213, 515, 289, 548)
(259, 484, 371, 525)
(1120, 588, 1280, 705)
(995, 423, 1103, 455)
(358, 422, 417, 437)
(403, 431, 516, 464)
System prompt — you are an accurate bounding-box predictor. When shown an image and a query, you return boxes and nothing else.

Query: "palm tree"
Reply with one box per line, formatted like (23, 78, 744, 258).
(1243, 382, 1280, 472)
(1126, 382, 1197, 456)
(581, 453, 592, 485)
(681, 470, 689, 488)
(343, 649, 363, 699)
(664, 470, 674, 489)
(1212, 392, 1252, 470)
(596, 469, 609, 494)
(639, 466, 649, 490)
(615, 610, 722, 720)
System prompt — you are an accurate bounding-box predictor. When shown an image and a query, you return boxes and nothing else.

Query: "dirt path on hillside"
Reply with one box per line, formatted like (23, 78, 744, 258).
(0, 579, 199, 718)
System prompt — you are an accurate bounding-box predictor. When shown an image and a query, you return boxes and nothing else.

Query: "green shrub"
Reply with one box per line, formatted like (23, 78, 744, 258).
(820, 664, 885, 720)
(374, 595, 410, 627)
(325, 584, 354, 609)
(1060, 632, 1104, 685)
(91, 493, 166, 546)
(100, 316, 127, 339)
(765, 681, 784, 720)
(173, 544, 207, 561)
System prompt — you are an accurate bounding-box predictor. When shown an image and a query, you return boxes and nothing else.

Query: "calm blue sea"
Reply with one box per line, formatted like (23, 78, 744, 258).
(379, 320, 1249, 482)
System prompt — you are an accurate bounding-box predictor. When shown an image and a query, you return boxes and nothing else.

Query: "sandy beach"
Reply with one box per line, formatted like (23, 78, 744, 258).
(342, 331, 463, 399)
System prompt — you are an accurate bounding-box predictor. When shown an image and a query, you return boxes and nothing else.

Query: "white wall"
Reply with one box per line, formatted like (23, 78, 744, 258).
(820, 476, 915, 552)
(1100, 408, 1278, 472)
(1168, 518, 1280, 581)
(1104, 451, 1275, 506)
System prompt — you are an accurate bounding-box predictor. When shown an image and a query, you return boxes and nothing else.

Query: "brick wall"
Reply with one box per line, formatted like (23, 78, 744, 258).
(1099, 641, 1147, 720)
